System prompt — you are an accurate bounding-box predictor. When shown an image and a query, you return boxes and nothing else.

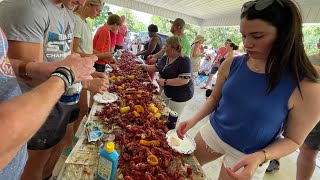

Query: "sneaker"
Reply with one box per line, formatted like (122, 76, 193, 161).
(266, 159, 280, 173)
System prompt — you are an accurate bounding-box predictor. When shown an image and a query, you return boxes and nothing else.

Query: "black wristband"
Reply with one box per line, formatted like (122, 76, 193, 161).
(56, 66, 75, 83)
(164, 79, 167, 86)
(50, 72, 70, 91)
(53, 69, 73, 86)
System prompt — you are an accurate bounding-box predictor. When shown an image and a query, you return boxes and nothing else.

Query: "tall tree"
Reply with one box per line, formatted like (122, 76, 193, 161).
(116, 8, 136, 32)
(115, 8, 146, 33)
(184, 24, 199, 43)
(133, 21, 147, 32)
(202, 27, 242, 50)
(151, 16, 171, 35)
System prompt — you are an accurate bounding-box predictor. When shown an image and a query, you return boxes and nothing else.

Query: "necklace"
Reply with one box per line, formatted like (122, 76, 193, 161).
(250, 59, 263, 73)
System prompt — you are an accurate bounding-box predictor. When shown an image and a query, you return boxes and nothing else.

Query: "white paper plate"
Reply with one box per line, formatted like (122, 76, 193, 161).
(93, 92, 118, 103)
(166, 130, 196, 154)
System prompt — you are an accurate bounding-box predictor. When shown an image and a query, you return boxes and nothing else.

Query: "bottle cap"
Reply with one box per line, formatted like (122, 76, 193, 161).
(106, 142, 115, 153)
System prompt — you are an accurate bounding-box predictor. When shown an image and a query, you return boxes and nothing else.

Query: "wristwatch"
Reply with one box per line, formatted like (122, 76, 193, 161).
(164, 79, 167, 86)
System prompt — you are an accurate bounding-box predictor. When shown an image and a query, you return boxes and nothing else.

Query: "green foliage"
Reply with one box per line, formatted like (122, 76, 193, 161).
(202, 27, 242, 50)
(133, 21, 147, 32)
(116, 8, 146, 33)
(302, 26, 320, 55)
(87, 5, 110, 30)
(151, 16, 171, 35)
(201, 25, 320, 55)
(184, 24, 199, 43)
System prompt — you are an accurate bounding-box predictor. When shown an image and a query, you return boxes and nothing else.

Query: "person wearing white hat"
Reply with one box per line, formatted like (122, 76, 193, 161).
(191, 35, 206, 78)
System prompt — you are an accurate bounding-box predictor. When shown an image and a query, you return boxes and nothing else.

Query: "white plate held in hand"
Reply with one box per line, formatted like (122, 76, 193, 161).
(166, 130, 196, 154)
(93, 92, 118, 103)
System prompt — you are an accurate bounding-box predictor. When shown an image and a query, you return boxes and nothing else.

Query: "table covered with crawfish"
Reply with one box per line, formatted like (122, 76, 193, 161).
(58, 51, 205, 180)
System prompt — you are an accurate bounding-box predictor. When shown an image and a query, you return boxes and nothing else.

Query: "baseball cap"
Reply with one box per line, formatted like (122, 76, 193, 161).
(170, 18, 185, 29)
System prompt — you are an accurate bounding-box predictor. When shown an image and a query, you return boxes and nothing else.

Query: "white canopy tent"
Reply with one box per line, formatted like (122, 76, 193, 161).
(105, 0, 320, 27)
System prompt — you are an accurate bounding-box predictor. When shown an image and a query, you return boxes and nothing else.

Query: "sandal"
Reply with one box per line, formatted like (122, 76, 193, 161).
(266, 159, 280, 173)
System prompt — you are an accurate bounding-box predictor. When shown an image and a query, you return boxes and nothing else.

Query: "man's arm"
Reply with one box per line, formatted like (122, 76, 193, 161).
(7, 40, 45, 85)
(150, 48, 165, 59)
(0, 76, 65, 170)
(137, 37, 158, 56)
(7, 41, 43, 62)
(73, 37, 113, 60)
(0, 54, 96, 170)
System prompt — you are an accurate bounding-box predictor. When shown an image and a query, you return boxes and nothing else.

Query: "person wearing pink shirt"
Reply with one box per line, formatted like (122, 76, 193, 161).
(201, 39, 231, 89)
(115, 15, 127, 51)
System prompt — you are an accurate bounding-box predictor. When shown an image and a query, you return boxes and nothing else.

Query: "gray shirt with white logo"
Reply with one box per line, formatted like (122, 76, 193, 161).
(0, 0, 76, 92)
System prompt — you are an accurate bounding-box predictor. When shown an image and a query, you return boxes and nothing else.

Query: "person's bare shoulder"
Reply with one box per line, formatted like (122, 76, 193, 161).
(289, 78, 320, 110)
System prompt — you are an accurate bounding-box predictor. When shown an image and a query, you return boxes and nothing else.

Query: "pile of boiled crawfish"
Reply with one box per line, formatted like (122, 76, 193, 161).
(95, 51, 193, 180)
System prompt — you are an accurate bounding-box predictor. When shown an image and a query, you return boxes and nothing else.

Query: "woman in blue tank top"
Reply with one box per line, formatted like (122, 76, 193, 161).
(176, 0, 320, 179)
(136, 24, 163, 80)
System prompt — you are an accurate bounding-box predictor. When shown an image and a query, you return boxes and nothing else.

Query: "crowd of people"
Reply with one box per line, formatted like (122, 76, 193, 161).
(0, 0, 320, 180)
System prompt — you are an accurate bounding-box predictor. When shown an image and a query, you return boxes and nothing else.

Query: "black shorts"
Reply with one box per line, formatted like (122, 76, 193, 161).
(94, 63, 105, 73)
(27, 102, 80, 150)
(304, 122, 320, 151)
(115, 45, 123, 51)
(210, 66, 219, 74)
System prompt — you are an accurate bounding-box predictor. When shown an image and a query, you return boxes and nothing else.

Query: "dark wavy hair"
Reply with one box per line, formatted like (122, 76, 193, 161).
(229, 43, 239, 51)
(241, 0, 319, 94)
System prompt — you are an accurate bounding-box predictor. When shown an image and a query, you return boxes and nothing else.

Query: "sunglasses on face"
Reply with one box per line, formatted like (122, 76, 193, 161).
(241, 0, 284, 12)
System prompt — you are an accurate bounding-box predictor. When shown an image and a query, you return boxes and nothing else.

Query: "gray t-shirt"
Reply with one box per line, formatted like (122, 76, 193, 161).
(0, 0, 76, 92)
(0, 28, 28, 180)
(74, 14, 93, 54)
(0, 0, 75, 63)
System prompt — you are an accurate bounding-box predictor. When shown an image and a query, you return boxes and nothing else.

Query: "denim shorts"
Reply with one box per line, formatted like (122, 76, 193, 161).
(27, 103, 80, 150)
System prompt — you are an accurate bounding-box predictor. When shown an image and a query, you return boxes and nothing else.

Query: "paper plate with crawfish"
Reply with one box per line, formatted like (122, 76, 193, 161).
(93, 92, 118, 104)
(166, 130, 196, 154)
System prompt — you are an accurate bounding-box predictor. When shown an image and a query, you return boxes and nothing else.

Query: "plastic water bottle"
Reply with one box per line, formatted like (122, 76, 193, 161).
(59, 82, 82, 105)
(97, 142, 119, 180)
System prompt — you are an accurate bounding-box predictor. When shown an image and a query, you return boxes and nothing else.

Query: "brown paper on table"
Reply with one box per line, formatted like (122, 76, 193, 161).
(65, 138, 99, 166)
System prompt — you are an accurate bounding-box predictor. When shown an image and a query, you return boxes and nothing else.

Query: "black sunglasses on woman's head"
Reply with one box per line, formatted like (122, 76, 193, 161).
(241, 0, 284, 12)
